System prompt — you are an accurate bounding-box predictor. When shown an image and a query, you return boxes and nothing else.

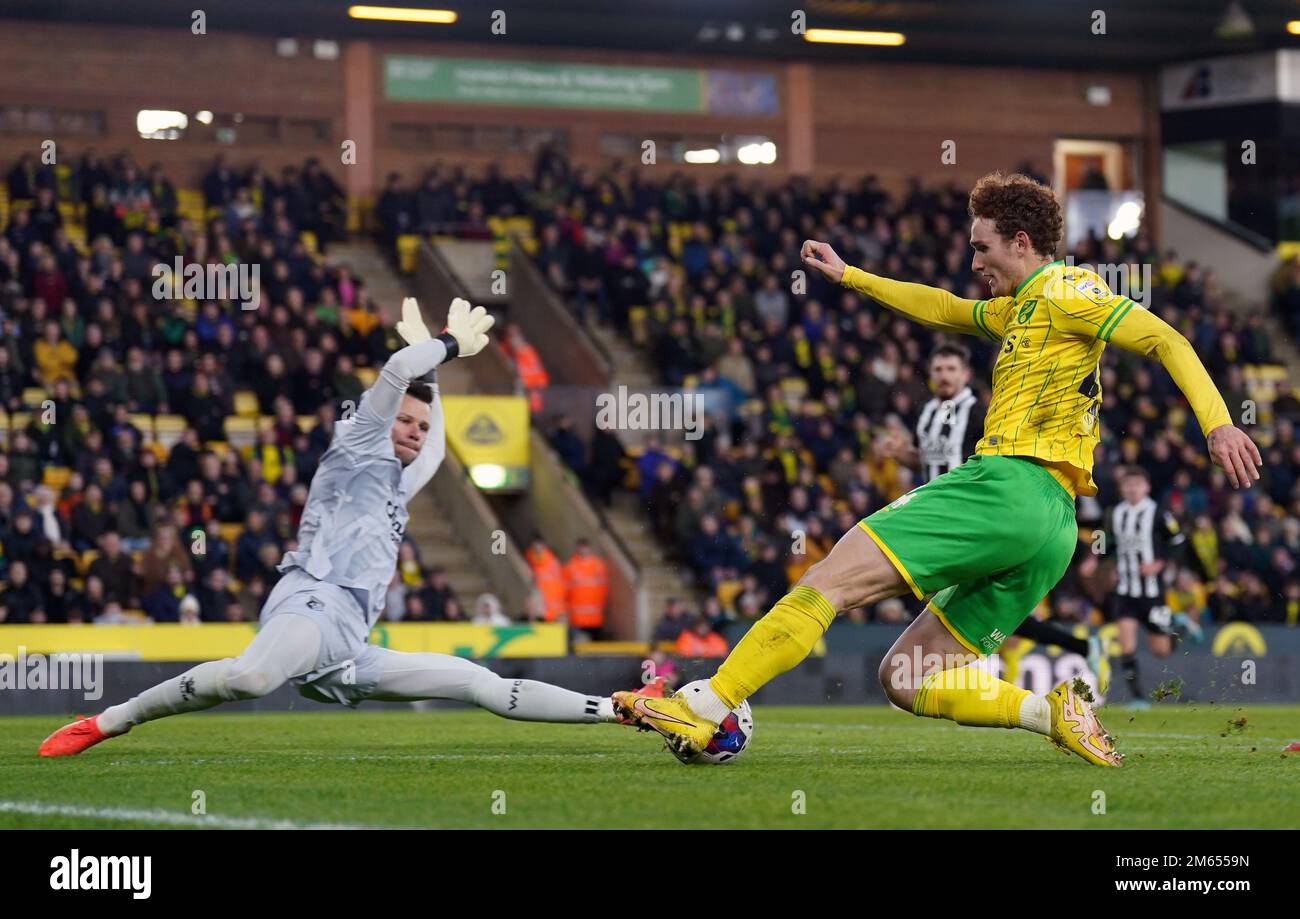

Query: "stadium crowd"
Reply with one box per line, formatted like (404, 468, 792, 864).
(375, 150, 1300, 639)
(0, 150, 442, 625)
(4, 147, 1299, 643)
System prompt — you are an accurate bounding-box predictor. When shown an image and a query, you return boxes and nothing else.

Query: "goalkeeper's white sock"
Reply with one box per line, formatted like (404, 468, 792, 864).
(368, 651, 617, 723)
(97, 613, 322, 735)
(98, 659, 231, 735)
(472, 675, 615, 724)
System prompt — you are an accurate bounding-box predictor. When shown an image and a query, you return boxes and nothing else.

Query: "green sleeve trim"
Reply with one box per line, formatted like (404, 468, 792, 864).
(1099, 298, 1136, 342)
(972, 300, 999, 342)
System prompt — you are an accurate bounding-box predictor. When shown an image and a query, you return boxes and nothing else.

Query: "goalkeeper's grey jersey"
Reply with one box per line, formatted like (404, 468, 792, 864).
(278, 342, 447, 627)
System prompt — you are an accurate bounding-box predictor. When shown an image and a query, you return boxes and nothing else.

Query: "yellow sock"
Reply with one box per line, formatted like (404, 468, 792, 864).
(709, 586, 836, 709)
(911, 666, 1031, 729)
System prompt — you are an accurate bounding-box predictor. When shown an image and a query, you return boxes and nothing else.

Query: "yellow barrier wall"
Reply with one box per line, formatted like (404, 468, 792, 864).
(0, 623, 567, 661)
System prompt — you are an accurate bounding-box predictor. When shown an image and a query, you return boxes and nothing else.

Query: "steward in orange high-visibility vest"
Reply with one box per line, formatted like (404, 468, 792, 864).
(525, 538, 567, 621)
(501, 324, 550, 413)
(562, 538, 609, 630)
(675, 621, 729, 658)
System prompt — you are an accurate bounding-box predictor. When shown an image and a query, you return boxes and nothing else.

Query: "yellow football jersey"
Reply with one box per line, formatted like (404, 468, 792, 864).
(841, 260, 1233, 497)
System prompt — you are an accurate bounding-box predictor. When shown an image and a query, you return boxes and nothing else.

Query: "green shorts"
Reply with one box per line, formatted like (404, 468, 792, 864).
(858, 455, 1078, 654)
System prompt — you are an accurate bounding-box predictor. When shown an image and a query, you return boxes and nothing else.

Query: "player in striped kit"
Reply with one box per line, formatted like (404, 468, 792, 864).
(1106, 465, 1186, 706)
(881, 343, 1110, 690)
(40, 298, 622, 757)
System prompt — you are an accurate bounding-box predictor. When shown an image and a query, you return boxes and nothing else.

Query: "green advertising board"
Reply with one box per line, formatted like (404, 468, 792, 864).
(384, 56, 780, 115)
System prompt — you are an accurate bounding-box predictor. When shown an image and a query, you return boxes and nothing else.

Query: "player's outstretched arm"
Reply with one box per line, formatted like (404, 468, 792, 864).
(801, 239, 995, 339)
(1105, 305, 1261, 489)
(340, 297, 494, 453)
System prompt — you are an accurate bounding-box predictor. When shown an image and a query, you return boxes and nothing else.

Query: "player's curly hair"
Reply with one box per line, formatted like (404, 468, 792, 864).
(968, 172, 1062, 259)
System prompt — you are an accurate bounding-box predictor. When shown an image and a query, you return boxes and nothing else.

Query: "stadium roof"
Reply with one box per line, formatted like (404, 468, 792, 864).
(7, 0, 1300, 71)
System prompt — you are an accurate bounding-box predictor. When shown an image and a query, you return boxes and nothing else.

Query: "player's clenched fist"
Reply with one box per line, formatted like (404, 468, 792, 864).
(801, 239, 847, 284)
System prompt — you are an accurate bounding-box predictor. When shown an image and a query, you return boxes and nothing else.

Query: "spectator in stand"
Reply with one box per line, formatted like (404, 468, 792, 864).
(652, 597, 690, 644)
(195, 567, 237, 623)
(0, 560, 45, 623)
(472, 593, 512, 626)
(89, 531, 137, 607)
(138, 524, 194, 597)
(421, 567, 458, 620)
(141, 564, 188, 623)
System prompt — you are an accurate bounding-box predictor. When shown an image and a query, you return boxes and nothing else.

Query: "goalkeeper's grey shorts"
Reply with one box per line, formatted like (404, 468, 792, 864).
(260, 568, 385, 706)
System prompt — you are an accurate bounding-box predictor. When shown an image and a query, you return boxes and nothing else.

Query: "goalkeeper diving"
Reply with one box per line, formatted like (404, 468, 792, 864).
(41, 297, 624, 757)
(615, 172, 1262, 767)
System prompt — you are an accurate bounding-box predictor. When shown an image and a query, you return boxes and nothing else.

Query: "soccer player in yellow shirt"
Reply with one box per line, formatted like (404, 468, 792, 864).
(616, 172, 1261, 767)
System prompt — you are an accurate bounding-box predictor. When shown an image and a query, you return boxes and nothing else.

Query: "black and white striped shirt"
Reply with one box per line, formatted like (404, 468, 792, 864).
(915, 386, 984, 483)
(1110, 497, 1185, 599)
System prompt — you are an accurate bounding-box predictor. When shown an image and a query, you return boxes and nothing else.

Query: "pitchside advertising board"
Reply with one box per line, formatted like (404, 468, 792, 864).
(383, 55, 780, 116)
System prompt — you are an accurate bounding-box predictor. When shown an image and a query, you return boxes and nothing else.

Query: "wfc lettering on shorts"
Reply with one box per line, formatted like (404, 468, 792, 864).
(50, 850, 152, 899)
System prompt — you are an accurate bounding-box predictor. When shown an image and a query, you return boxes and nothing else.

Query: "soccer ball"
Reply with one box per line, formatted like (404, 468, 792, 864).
(677, 680, 754, 765)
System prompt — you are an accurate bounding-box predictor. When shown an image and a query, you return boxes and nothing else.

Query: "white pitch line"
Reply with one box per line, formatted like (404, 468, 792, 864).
(0, 800, 384, 830)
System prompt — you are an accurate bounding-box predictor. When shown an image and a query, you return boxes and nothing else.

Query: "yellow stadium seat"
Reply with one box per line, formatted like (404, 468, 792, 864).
(146, 441, 169, 461)
(716, 578, 744, 612)
(234, 390, 260, 418)
(628, 306, 649, 346)
(299, 230, 318, 255)
(204, 440, 231, 458)
(779, 377, 809, 399)
(41, 466, 72, 490)
(217, 522, 244, 546)
(1, 413, 31, 442)
(127, 413, 155, 438)
(296, 415, 318, 432)
(153, 414, 187, 448)
(224, 416, 257, 448)
(355, 366, 378, 387)
(397, 234, 420, 274)
(78, 549, 100, 575)
(21, 386, 46, 406)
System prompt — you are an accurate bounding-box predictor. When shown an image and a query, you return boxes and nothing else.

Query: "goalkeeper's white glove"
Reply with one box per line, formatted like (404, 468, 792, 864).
(396, 296, 494, 359)
(441, 296, 494, 358)
(395, 297, 432, 345)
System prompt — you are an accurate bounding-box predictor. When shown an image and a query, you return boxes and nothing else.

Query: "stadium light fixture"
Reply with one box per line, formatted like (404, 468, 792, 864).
(684, 148, 721, 164)
(804, 28, 905, 47)
(1288, 20, 1300, 35)
(737, 141, 777, 165)
(347, 6, 458, 24)
(1107, 200, 1143, 240)
(137, 110, 188, 140)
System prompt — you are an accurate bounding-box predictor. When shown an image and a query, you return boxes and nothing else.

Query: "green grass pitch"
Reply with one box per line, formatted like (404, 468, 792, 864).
(2, 705, 1296, 828)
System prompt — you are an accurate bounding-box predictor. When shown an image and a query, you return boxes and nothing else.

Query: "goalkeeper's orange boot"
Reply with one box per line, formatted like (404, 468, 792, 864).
(1046, 679, 1122, 767)
(612, 690, 717, 762)
(38, 715, 117, 757)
